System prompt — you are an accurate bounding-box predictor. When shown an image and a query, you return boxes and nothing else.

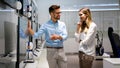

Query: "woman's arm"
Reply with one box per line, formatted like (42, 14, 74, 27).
(75, 22, 83, 43)
(80, 23, 97, 46)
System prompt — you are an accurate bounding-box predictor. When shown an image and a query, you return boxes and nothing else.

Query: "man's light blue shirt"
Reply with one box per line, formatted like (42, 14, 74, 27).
(20, 28, 27, 38)
(33, 20, 68, 47)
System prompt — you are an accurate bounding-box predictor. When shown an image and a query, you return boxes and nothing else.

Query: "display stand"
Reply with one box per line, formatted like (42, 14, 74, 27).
(103, 58, 120, 68)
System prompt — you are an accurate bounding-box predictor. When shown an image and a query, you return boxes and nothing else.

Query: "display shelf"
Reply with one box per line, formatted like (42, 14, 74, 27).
(103, 58, 120, 68)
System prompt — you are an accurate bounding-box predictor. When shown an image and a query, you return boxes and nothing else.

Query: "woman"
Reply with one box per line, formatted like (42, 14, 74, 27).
(75, 7, 97, 68)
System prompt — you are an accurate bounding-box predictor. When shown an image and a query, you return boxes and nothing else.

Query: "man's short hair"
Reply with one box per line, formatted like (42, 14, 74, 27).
(49, 5, 60, 14)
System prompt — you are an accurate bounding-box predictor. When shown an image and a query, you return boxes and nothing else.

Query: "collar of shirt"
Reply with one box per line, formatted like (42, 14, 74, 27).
(49, 19, 59, 26)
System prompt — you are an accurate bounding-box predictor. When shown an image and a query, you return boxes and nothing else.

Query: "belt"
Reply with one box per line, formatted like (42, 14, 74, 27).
(46, 46, 63, 49)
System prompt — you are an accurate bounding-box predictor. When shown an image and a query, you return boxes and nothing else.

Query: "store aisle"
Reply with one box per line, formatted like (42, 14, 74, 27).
(36, 49, 49, 68)
(36, 49, 103, 68)
(67, 54, 103, 68)
(36, 49, 79, 68)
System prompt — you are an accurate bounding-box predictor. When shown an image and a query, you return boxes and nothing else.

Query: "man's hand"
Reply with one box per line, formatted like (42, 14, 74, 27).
(26, 20, 34, 35)
(50, 34, 62, 40)
(28, 20, 31, 29)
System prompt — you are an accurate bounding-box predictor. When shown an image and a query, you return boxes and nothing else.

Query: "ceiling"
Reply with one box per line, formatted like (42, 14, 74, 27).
(36, 0, 120, 11)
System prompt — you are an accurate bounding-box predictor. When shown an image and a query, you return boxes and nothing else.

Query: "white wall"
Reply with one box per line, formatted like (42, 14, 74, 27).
(0, 0, 119, 55)
(60, 10, 120, 53)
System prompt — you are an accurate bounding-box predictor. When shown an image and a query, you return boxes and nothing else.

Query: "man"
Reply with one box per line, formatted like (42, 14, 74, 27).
(27, 5, 68, 68)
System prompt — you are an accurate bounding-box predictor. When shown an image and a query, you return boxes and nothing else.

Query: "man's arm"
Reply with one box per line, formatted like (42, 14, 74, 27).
(50, 22, 67, 41)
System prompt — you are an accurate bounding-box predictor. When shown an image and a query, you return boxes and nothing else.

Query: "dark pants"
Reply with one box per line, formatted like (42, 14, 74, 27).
(79, 51, 94, 68)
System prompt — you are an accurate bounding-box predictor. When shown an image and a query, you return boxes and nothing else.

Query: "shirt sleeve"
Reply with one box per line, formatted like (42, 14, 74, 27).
(74, 32, 80, 43)
(80, 23, 97, 46)
(19, 28, 27, 38)
(33, 24, 45, 39)
(60, 23, 68, 41)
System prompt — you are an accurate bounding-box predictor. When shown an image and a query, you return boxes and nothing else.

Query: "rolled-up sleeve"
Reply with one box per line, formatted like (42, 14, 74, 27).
(60, 23, 68, 41)
(33, 24, 45, 39)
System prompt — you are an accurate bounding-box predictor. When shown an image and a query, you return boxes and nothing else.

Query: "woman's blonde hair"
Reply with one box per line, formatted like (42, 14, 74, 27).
(79, 7, 92, 32)
(79, 7, 92, 28)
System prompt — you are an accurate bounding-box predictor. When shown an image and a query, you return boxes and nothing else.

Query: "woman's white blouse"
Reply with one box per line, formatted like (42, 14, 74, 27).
(74, 22, 97, 56)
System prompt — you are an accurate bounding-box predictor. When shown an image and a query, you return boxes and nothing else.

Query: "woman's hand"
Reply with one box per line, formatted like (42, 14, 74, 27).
(76, 21, 82, 33)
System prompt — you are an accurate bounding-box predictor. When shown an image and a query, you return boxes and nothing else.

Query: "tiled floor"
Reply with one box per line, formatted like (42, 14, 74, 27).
(36, 49, 49, 68)
(67, 54, 79, 68)
(36, 49, 103, 68)
(20, 49, 102, 68)
(67, 54, 103, 68)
